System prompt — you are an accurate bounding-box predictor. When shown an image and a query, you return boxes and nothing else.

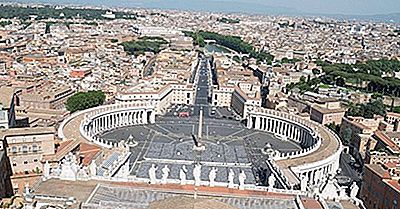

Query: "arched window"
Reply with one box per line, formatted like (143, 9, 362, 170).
(11, 146, 17, 153)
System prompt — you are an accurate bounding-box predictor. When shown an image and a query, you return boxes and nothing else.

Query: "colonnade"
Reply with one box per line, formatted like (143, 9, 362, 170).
(249, 115, 317, 148)
(79, 106, 156, 148)
(84, 109, 154, 138)
(246, 109, 342, 189)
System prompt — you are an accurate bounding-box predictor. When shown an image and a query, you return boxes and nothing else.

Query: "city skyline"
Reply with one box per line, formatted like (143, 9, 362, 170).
(0, 2, 399, 209)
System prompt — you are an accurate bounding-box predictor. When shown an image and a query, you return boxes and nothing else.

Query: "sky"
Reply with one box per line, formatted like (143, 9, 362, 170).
(5, 0, 400, 15)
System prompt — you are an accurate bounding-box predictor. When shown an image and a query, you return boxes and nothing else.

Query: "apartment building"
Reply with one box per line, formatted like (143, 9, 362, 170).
(361, 163, 400, 209)
(310, 99, 346, 125)
(340, 116, 384, 160)
(19, 85, 74, 110)
(1, 127, 55, 175)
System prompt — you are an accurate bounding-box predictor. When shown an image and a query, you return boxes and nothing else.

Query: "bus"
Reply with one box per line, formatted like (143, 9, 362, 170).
(179, 112, 190, 117)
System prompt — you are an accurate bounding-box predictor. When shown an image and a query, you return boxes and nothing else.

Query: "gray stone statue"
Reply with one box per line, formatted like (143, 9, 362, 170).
(149, 164, 157, 184)
(193, 164, 202, 186)
(161, 165, 170, 184)
(228, 169, 235, 188)
(268, 174, 276, 189)
(89, 161, 97, 177)
(209, 167, 218, 187)
(300, 175, 308, 192)
(238, 170, 246, 190)
(43, 161, 50, 180)
(350, 182, 359, 198)
(180, 165, 188, 185)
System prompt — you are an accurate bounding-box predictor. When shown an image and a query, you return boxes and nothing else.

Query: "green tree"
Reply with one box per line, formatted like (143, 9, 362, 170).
(342, 128, 352, 145)
(312, 68, 320, 75)
(66, 90, 106, 113)
(347, 99, 386, 118)
(120, 37, 168, 55)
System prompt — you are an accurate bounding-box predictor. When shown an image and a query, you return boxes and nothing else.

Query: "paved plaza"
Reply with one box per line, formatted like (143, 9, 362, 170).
(101, 115, 302, 187)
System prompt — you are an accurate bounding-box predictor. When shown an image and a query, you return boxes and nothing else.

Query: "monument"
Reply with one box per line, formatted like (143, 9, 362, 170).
(228, 169, 235, 188)
(209, 167, 218, 187)
(238, 170, 246, 190)
(161, 165, 170, 184)
(349, 182, 359, 198)
(43, 161, 50, 180)
(300, 175, 308, 192)
(268, 174, 276, 189)
(193, 164, 202, 186)
(193, 108, 205, 151)
(149, 164, 157, 184)
(180, 165, 188, 185)
(59, 153, 78, 181)
(89, 161, 97, 177)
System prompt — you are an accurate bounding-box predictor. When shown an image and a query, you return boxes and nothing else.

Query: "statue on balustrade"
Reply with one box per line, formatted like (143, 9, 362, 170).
(161, 165, 170, 184)
(268, 174, 276, 189)
(228, 169, 235, 188)
(193, 164, 202, 186)
(208, 167, 218, 187)
(238, 170, 246, 190)
(180, 165, 188, 185)
(149, 164, 157, 184)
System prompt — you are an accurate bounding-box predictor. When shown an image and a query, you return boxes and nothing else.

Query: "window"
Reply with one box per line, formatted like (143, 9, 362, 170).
(32, 144, 38, 152)
(24, 161, 28, 164)
(12, 163, 17, 167)
(22, 145, 28, 153)
(11, 146, 17, 153)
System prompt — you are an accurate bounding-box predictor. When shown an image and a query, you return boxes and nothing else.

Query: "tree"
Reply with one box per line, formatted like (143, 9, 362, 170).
(312, 68, 320, 75)
(335, 77, 345, 86)
(342, 128, 352, 145)
(347, 99, 386, 119)
(66, 90, 105, 113)
(393, 106, 400, 113)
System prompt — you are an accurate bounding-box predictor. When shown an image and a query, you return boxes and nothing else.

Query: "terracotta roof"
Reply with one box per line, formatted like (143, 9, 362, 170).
(365, 164, 391, 179)
(79, 142, 101, 166)
(385, 180, 400, 193)
(301, 198, 323, 209)
(374, 131, 400, 153)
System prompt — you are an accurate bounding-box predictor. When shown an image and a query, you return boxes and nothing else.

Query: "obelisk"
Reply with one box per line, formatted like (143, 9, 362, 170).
(198, 107, 203, 140)
(193, 107, 205, 151)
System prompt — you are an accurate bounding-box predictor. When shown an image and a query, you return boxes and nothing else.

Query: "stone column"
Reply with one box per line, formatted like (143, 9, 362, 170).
(247, 116, 253, 129)
(143, 110, 148, 124)
(255, 116, 261, 130)
(150, 111, 156, 123)
(310, 170, 315, 185)
(268, 119, 272, 132)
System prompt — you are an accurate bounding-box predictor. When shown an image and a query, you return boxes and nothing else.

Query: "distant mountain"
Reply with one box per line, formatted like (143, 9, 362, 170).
(310, 13, 400, 23)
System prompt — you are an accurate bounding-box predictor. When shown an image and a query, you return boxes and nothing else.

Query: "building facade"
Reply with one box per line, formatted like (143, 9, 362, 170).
(1, 127, 55, 175)
(361, 163, 400, 209)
